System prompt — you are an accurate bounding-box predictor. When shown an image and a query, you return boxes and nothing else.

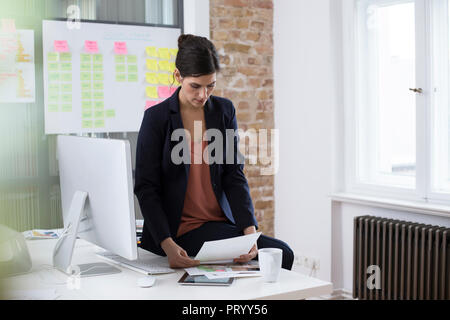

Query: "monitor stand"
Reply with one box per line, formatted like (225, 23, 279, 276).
(52, 191, 121, 277)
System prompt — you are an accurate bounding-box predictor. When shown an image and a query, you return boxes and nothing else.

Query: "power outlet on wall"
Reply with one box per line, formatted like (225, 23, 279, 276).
(293, 253, 320, 275)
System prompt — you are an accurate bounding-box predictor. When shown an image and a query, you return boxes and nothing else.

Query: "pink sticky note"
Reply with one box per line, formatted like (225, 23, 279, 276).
(145, 100, 159, 110)
(114, 42, 127, 55)
(170, 87, 178, 95)
(85, 40, 98, 53)
(54, 40, 69, 52)
(1, 19, 16, 33)
(158, 86, 171, 99)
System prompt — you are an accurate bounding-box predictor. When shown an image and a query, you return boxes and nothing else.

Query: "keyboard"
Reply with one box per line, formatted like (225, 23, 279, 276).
(96, 251, 175, 275)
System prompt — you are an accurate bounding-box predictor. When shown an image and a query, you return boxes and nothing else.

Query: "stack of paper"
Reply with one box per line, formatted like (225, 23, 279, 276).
(185, 262, 261, 280)
(186, 233, 263, 279)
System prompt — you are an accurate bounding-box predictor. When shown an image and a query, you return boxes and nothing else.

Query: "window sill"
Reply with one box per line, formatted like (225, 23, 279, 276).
(330, 192, 450, 218)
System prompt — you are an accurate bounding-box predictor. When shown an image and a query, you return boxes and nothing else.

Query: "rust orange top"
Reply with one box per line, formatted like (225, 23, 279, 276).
(177, 140, 227, 237)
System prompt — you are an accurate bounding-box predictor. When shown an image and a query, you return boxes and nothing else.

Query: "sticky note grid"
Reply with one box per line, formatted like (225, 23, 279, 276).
(47, 51, 73, 113)
(144, 46, 179, 109)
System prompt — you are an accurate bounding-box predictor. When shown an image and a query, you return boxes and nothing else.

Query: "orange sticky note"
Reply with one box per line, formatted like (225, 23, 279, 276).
(85, 40, 98, 53)
(54, 40, 69, 52)
(114, 41, 127, 55)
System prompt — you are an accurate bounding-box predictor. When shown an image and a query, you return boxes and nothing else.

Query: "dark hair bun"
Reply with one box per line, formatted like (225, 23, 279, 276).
(178, 34, 197, 49)
(175, 34, 220, 77)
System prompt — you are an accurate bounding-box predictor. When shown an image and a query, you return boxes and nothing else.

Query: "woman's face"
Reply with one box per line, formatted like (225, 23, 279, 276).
(175, 70, 216, 108)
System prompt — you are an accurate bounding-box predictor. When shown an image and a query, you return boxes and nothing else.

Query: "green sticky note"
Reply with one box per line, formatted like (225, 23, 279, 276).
(116, 73, 126, 82)
(59, 52, 71, 61)
(60, 62, 72, 71)
(94, 119, 105, 128)
(61, 93, 72, 103)
(48, 62, 59, 71)
(80, 53, 91, 63)
(61, 104, 72, 112)
(82, 110, 93, 118)
(60, 83, 72, 92)
(93, 54, 103, 63)
(127, 64, 138, 73)
(80, 72, 91, 81)
(115, 55, 125, 63)
(127, 55, 137, 63)
(48, 94, 58, 102)
(93, 64, 103, 72)
(93, 91, 104, 100)
(128, 73, 138, 82)
(81, 91, 91, 100)
(61, 73, 72, 82)
(82, 101, 92, 109)
(105, 109, 115, 118)
(80, 63, 91, 72)
(81, 82, 91, 91)
(93, 82, 103, 91)
(93, 73, 104, 81)
(48, 104, 58, 112)
(94, 110, 104, 118)
(93, 100, 104, 109)
(48, 73, 59, 81)
(48, 83, 59, 90)
(82, 120, 93, 128)
(47, 52, 58, 62)
(115, 64, 126, 73)
(48, 87, 59, 96)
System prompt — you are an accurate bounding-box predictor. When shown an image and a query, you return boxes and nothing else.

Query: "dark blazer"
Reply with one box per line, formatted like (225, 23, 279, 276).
(134, 87, 258, 255)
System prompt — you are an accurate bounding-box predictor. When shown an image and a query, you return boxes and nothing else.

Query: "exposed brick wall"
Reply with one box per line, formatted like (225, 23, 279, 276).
(210, 0, 275, 236)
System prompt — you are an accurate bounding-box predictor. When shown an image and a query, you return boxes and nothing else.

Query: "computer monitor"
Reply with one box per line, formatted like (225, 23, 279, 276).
(54, 135, 138, 277)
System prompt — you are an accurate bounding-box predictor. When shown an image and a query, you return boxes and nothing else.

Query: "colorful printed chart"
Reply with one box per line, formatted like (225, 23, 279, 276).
(42, 20, 180, 134)
(0, 29, 35, 103)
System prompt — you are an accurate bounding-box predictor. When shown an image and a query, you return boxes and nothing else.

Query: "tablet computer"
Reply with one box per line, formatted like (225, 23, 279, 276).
(178, 272, 234, 286)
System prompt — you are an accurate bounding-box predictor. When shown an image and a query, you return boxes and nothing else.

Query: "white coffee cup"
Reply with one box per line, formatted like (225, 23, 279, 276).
(258, 248, 282, 283)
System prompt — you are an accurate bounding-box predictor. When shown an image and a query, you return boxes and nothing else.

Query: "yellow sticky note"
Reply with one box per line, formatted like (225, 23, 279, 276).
(157, 73, 170, 85)
(145, 46, 158, 57)
(158, 60, 170, 72)
(145, 73, 159, 85)
(158, 48, 170, 60)
(169, 48, 178, 58)
(169, 62, 176, 73)
(145, 86, 158, 99)
(146, 59, 158, 71)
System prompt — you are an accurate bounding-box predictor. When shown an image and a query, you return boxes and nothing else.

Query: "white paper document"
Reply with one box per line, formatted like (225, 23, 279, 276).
(194, 232, 262, 264)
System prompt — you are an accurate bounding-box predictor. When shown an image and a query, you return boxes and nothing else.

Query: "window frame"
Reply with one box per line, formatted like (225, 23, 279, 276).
(342, 0, 450, 205)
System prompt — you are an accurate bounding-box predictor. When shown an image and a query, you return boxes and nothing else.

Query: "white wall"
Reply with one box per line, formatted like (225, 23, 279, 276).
(183, 0, 209, 37)
(273, 0, 335, 282)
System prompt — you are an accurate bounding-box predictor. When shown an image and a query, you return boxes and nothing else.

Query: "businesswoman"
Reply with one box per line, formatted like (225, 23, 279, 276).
(134, 34, 294, 270)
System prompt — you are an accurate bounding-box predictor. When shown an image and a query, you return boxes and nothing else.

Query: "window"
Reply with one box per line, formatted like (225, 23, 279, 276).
(345, 0, 450, 203)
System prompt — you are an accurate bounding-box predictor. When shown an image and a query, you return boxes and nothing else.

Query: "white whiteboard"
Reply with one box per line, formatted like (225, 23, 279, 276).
(42, 20, 181, 134)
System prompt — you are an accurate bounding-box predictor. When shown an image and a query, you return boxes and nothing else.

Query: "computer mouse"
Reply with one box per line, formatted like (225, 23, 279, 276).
(137, 276, 156, 288)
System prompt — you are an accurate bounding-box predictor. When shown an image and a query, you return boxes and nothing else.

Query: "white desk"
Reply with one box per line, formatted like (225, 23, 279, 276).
(1, 239, 332, 300)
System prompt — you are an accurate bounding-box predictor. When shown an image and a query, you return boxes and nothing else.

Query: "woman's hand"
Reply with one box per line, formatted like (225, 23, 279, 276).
(233, 225, 258, 263)
(161, 237, 200, 268)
